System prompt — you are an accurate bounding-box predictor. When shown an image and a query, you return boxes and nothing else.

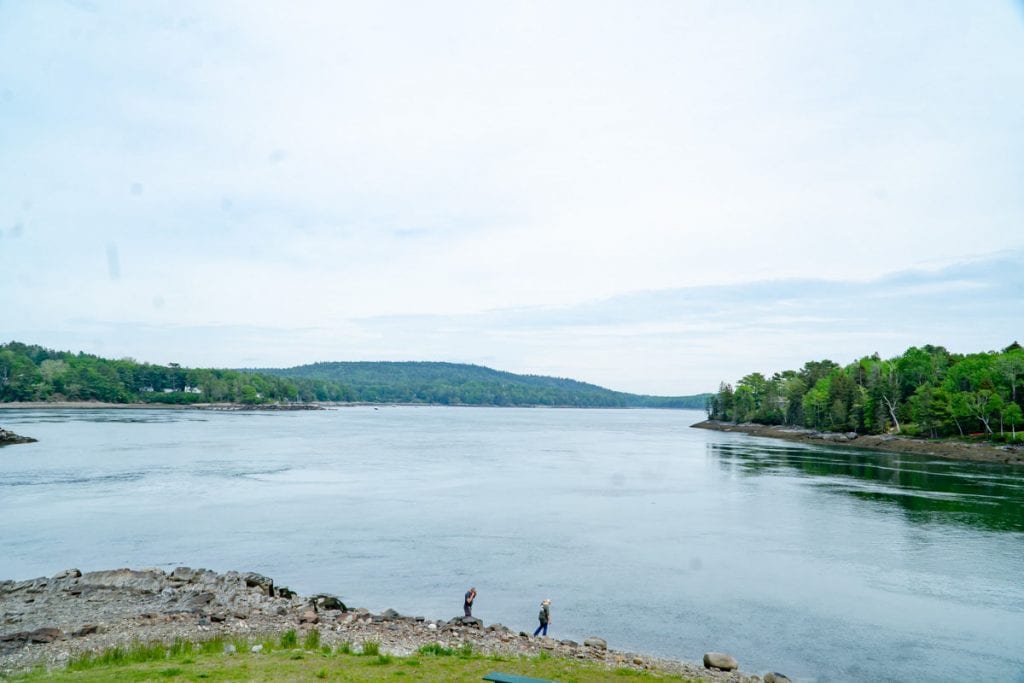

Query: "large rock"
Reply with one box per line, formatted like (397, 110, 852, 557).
(310, 594, 347, 611)
(179, 591, 215, 611)
(242, 572, 274, 596)
(703, 652, 739, 671)
(0, 428, 37, 446)
(584, 637, 608, 650)
(0, 628, 64, 644)
(168, 567, 198, 584)
(764, 673, 791, 683)
(51, 569, 81, 581)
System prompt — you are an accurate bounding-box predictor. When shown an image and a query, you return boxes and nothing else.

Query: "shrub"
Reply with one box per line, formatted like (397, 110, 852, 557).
(361, 640, 380, 656)
(280, 630, 298, 649)
(303, 628, 321, 650)
(417, 642, 453, 657)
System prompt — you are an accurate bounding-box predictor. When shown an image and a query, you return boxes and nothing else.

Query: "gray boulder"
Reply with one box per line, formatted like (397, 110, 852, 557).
(0, 628, 64, 644)
(703, 652, 739, 671)
(180, 591, 215, 611)
(764, 673, 791, 683)
(168, 567, 197, 583)
(0, 428, 37, 445)
(242, 572, 274, 596)
(310, 594, 347, 611)
(51, 568, 81, 581)
(584, 637, 607, 650)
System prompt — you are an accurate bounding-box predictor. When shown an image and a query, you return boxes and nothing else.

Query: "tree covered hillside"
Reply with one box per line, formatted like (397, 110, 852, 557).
(259, 361, 709, 408)
(707, 342, 1024, 441)
(0, 342, 709, 409)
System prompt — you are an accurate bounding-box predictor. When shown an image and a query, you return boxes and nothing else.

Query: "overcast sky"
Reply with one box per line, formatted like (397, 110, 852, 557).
(2, 1, 1022, 395)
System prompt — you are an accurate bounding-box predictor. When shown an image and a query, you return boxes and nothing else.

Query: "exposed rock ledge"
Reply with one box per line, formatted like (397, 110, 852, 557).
(0, 427, 36, 446)
(692, 420, 1024, 465)
(0, 567, 765, 681)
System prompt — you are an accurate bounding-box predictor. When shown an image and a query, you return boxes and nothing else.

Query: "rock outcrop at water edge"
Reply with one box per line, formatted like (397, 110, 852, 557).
(0, 427, 36, 446)
(1, 566, 766, 681)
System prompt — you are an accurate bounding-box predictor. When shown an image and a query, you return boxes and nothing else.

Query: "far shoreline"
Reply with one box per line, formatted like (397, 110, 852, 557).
(0, 401, 698, 411)
(692, 419, 1024, 465)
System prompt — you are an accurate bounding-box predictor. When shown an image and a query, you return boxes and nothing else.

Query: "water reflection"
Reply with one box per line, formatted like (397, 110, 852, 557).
(708, 442, 1024, 533)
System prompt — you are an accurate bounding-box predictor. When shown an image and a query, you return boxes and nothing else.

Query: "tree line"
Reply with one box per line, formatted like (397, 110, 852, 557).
(0, 342, 309, 405)
(0, 342, 709, 409)
(706, 342, 1024, 442)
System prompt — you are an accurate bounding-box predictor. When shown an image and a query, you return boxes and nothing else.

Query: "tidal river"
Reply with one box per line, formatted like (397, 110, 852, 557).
(1, 407, 1022, 681)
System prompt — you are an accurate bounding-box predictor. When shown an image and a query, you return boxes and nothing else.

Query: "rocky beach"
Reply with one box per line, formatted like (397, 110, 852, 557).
(0, 567, 775, 681)
(692, 420, 1024, 465)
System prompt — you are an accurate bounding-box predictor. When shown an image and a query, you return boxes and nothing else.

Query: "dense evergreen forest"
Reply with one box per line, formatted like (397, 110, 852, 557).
(0, 342, 709, 409)
(706, 342, 1024, 442)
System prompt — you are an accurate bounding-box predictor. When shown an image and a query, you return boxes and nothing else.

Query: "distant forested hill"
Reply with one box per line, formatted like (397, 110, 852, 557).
(0, 342, 709, 409)
(258, 361, 710, 408)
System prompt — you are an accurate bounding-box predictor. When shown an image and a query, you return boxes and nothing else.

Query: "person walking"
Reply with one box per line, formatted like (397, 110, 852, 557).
(463, 587, 477, 617)
(533, 599, 551, 636)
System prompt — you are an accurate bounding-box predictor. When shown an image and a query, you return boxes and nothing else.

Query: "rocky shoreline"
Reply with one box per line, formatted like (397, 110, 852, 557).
(0, 427, 36, 446)
(0, 567, 780, 682)
(692, 420, 1024, 465)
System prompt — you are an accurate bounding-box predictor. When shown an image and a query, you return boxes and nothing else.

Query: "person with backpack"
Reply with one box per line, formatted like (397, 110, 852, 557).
(533, 598, 551, 636)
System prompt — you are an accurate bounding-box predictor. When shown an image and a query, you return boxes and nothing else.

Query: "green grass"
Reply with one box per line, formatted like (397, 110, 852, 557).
(417, 642, 455, 657)
(279, 629, 298, 649)
(6, 634, 704, 682)
(303, 628, 321, 650)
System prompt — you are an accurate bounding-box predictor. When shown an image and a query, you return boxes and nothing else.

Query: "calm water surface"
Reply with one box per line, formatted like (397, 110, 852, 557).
(1, 407, 1022, 682)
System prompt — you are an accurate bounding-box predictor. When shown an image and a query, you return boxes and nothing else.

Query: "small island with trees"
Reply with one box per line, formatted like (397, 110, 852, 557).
(698, 342, 1024, 464)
